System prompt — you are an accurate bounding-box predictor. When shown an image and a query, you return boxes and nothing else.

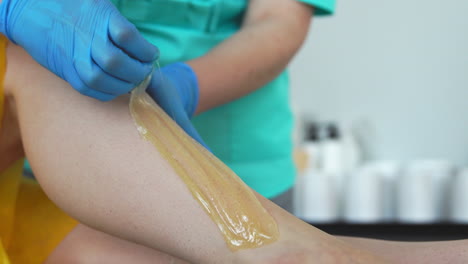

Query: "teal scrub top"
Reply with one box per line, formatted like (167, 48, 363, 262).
(111, 0, 335, 198)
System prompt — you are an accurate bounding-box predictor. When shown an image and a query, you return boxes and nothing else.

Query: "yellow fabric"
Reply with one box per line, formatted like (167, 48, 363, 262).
(0, 162, 78, 264)
(0, 34, 5, 121)
(6, 177, 78, 263)
(0, 240, 11, 264)
(0, 160, 23, 264)
(0, 160, 23, 250)
(0, 35, 77, 264)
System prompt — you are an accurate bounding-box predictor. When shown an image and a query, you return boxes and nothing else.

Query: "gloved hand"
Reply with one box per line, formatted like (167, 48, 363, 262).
(0, 0, 158, 101)
(147, 62, 209, 149)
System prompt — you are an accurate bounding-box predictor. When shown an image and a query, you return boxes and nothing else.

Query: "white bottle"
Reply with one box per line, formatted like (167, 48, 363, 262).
(343, 167, 385, 223)
(403, 160, 455, 222)
(322, 123, 344, 193)
(363, 161, 401, 222)
(450, 168, 468, 223)
(301, 169, 339, 223)
(294, 123, 321, 218)
(303, 123, 321, 170)
(341, 126, 362, 174)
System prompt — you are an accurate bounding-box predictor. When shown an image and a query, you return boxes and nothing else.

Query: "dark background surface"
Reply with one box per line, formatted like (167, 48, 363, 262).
(310, 223, 468, 241)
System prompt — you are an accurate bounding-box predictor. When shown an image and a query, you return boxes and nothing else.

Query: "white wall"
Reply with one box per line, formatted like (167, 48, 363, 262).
(290, 0, 468, 166)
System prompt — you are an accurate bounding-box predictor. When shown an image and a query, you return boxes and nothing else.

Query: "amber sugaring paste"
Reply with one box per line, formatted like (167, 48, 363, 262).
(129, 74, 279, 251)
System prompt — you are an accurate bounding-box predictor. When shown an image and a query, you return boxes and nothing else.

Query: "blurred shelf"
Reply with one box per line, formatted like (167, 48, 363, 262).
(308, 222, 468, 241)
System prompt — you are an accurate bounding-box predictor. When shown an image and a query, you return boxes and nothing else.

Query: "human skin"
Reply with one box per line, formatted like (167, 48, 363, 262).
(46, 225, 191, 264)
(338, 237, 468, 264)
(187, 0, 314, 114)
(5, 37, 468, 264)
(3, 42, 387, 264)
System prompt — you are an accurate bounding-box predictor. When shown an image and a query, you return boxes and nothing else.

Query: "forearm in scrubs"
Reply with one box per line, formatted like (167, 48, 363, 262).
(188, 0, 314, 114)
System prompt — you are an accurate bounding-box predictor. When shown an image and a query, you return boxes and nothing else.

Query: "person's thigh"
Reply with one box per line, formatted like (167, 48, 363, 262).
(4, 40, 238, 263)
(2, 41, 189, 264)
(46, 224, 190, 264)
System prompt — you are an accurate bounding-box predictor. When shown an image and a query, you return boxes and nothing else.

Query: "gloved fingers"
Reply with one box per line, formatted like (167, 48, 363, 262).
(108, 13, 159, 63)
(148, 74, 182, 120)
(159, 63, 199, 118)
(74, 58, 134, 99)
(149, 74, 192, 129)
(92, 36, 153, 85)
(156, 90, 209, 149)
(148, 76, 211, 150)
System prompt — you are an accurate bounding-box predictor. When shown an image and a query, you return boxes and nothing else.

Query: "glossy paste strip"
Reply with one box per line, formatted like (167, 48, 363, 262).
(129, 75, 279, 251)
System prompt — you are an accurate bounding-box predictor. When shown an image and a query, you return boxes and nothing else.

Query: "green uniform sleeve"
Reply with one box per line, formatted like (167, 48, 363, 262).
(297, 0, 336, 15)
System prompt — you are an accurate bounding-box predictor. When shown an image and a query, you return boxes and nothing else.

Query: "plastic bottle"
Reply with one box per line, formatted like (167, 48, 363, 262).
(303, 122, 321, 170)
(322, 123, 343, 175)
(342, 126, 361, 174)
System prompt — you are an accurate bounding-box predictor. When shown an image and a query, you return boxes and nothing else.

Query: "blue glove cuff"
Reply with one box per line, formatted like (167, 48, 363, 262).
(0, 0, 19, 43)
(161, 62, 200, 118)
(0, 0, 10, 37)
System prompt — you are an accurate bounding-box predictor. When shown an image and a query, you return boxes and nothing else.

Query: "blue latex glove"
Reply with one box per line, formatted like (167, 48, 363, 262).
(0, 0, 158, 101)
(147, 63, 209, 150)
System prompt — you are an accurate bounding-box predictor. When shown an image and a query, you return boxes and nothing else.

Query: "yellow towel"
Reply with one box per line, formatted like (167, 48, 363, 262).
(0, 34, 77, 264)
(0, 240, 10, 264)
(6, 176, 78, 263)
(0, 160, 23, 264)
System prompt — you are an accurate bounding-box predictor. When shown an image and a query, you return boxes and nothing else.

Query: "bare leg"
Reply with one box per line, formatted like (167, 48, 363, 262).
(5, 42, 386, 263)
(46, 225, 190, 264)
(2, 46, 189, 263)
(339, 236, 468, 264)
(2, 43, 203, 264)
